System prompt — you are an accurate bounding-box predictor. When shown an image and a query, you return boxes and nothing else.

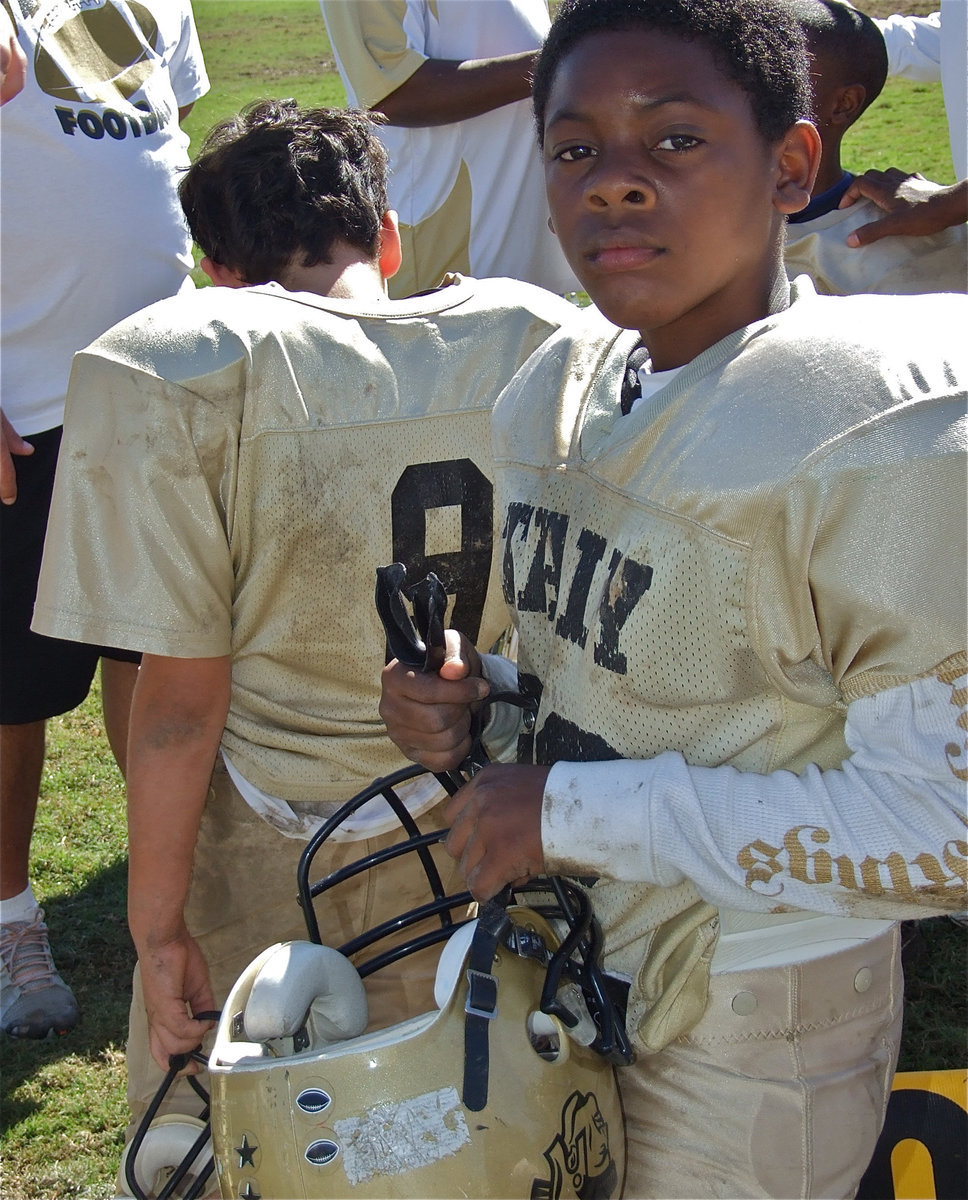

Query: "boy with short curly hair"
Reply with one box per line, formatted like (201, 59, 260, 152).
(381, 1, 967, 1194)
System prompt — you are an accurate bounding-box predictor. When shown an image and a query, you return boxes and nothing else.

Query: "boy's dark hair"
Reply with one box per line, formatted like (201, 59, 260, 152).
(532, 0, 811, 147)
(179, 99, 389, 284)
(782, 0, 887, 121)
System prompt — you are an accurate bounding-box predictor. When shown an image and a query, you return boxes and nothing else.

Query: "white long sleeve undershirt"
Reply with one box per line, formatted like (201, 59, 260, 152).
(539, 672, 966, 924)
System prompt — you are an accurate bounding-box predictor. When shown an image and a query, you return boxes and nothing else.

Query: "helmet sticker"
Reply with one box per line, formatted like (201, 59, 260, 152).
(333, 1085, 471, 1186)
(295, 1087, 333, 1115)
(305, 1139, 340, 1168)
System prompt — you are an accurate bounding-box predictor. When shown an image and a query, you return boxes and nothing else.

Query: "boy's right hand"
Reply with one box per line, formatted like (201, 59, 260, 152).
(380, 628, 490, 771)
(139, 930, 217, 1073)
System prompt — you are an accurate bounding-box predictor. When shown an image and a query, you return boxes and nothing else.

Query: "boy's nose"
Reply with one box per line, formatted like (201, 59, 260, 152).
(584, 157, 655, 208)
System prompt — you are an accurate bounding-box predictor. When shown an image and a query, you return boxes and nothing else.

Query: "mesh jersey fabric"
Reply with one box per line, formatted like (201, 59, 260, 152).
(34, 275, 576, 806)
(489, 276, 966, 1036)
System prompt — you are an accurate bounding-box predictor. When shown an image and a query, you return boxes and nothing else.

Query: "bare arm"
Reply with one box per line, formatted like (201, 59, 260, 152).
(374, 51, 537, 126)
(126, 652, 231, 1070)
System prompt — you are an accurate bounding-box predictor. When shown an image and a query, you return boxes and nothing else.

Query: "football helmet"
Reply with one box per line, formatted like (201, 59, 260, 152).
(121, 567, 631, 1198)
(205, 765, 629, 1199)
(122, 765, 630, 1199)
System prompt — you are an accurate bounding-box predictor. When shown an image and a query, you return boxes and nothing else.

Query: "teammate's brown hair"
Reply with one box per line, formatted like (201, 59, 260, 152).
(180, 99, 389, 284)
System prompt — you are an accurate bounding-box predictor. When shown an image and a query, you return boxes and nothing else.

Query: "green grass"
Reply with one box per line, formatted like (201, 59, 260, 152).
(845, 79, 954, 185)
(1, 685, 132, 1200)
(2, 3, 964, 1197)
(838, 0, 955, 185)
(181, 0, 346, 156)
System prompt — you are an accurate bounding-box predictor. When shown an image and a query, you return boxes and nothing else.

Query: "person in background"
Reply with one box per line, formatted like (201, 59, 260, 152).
(0, 0, 208, 1042)
(320, 0, 578, 297)
(783, 0, 966, 295)
(838, 1, 966, 247)
(874, 3, 965, 179)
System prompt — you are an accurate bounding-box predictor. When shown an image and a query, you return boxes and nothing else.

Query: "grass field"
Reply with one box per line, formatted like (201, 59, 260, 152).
(1, 2, 965, 1198)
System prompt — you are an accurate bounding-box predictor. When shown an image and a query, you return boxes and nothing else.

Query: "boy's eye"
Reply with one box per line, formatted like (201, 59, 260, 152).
(653, 133, 702, 152)
(555, 144, 596, 162)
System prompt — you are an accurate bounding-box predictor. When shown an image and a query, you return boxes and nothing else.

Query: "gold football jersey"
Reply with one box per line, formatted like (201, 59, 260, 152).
(35, 276, 576, 804)
(785, 199, 968, 296)
(491, 278, 967, 1042)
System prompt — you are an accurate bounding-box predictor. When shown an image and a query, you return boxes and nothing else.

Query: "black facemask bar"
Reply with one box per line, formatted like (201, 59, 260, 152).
(299, 567, 634, 1083)
(122, 1047, 216, 1200)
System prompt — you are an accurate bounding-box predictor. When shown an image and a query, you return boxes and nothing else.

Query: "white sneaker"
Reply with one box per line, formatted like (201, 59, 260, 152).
(1, 907, 80, 1037)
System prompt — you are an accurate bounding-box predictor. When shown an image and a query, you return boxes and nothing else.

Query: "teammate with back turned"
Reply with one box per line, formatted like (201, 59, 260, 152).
(30, 98, 576, 1190)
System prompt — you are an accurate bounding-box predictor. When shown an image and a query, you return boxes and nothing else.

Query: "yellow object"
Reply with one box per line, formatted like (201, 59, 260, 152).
(858, 1070, 968, 1200)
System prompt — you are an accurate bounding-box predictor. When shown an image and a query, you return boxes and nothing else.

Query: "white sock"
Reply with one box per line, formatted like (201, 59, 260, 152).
(0, 884, 40, 925)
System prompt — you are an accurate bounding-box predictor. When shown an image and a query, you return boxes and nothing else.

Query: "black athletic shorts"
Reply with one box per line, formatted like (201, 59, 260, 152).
(1, 425, 140, 725)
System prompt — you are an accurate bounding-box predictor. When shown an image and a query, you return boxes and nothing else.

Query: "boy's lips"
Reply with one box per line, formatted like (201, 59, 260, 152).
(583, 233, 665, 271)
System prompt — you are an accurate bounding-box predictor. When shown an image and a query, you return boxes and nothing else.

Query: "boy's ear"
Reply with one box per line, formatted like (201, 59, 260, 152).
(201, 257, 249, 289)
(377, 211, 402, 282)
(772, 120, 822, 217)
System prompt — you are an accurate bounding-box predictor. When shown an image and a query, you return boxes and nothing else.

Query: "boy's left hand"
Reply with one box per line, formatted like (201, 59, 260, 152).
(444, 763, 550, 901)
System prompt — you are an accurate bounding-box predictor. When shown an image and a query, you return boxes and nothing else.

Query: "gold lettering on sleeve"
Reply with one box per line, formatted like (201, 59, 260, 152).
(938, 664, 968, 782)
(736, 839, 785, 895)
(736, 662, 968, 908)
(738, 824, 967, 905)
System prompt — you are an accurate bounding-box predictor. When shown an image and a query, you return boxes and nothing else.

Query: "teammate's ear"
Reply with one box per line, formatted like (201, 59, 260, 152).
(201, 257, 249, 289)
(378, 211, 403, 282)
(772, 120, 821, 217)
(830, 82, 866, 130)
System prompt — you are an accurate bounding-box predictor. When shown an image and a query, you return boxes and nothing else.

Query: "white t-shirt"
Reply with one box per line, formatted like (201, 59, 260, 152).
(876, 3, 967, 179)
(321, 0, 577, 297)
(0, 0, 209, 435)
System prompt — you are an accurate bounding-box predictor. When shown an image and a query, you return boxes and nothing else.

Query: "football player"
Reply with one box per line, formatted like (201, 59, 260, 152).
(379, 0, 968, 1195)
(31, 98, 575, 1173)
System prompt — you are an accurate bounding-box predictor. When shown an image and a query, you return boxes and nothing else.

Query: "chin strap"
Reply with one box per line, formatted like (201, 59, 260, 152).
(374, 565, 633, 1110)
(461, 894, 512, 1112)
(375, 562, 446, 674)
(376, 565, 519, 1113)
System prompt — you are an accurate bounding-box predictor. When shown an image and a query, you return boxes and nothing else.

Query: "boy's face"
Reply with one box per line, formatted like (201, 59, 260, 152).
(542, 28, 811, 368)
